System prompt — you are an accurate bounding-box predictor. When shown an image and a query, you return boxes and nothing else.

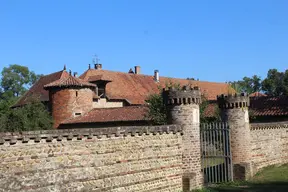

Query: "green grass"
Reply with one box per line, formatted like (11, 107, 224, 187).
(193, 164, 288, 192)
(202, 158, 224, 168)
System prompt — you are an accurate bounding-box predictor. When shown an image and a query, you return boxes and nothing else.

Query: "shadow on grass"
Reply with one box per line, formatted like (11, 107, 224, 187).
(205, 182, 288, 192)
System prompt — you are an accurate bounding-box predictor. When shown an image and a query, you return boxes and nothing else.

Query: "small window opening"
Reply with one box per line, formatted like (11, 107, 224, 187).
(76, 91, 78, 97)
(75, 112, 81, 116)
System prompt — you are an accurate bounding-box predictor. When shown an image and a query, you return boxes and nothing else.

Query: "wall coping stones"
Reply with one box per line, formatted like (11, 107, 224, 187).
(162, 86, 202, 105)
(217, 93, 250, 109)
(250, 121, 288, 130)
(0, 125, 182, 145)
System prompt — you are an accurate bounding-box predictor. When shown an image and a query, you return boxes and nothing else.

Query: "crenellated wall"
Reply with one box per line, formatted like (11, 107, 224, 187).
(0, 125, 183, 192)
(250, 122, 288, 172)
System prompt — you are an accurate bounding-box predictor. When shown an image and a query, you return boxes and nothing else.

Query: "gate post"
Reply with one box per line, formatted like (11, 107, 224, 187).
(217, 93, 253, 180)
(163, 86, 203, 191)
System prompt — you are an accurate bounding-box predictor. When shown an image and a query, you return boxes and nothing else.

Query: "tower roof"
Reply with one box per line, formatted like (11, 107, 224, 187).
(12, 69, 70, 107)
(44, 74, 96, 89)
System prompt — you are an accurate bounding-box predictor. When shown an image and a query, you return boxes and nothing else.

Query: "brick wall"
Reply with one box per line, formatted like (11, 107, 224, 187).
(50, 88, 93, 128)
(168, 104, 202, 189)
(221, 108, 251, 164)
(250, 122, 288, 172)
(0, 125, 183, 192)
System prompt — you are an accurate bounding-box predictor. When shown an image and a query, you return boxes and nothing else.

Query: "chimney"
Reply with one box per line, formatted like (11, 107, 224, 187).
(95, 64, 103, 70)
(128, 68, 134, 74)
(135, 66, 141, 74)
(154, 70, 159, 82)
(73, 72, 78, 77)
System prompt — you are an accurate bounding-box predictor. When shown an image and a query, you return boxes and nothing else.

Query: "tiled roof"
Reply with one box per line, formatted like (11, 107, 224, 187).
(203, 96, 288, 118)
(88, 75, 112, 82)
(250, 96, 288, 116)
(80, 69, 233, 104)
(203, 103, 218, 117)
(62, 106, 148, 124)
(13, 70, 69, 107)
(44, 74, 96, 89)
(249, 92, 267, 97)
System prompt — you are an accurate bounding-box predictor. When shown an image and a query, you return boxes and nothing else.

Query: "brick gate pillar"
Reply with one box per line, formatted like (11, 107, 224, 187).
(163, 86, 203, 191)
(217, 93, 253, 180)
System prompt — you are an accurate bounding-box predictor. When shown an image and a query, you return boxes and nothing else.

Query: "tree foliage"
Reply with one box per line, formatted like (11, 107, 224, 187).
(229, 69, 288, 96)
(145, 83, 220, 125)
(229, 75, 261, 94)
(145, 93, 167, 125)
(262, 69, 288, 96)
(0, 64, 52, 132)
(0, 64, 42, 97)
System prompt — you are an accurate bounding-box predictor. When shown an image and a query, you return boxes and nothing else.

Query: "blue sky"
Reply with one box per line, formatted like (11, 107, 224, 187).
(1, 0, 288, 82)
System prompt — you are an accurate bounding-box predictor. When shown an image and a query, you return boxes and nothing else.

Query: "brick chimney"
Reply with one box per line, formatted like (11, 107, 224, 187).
(135, 66, 141, 74)
(94, 64, 103, 70)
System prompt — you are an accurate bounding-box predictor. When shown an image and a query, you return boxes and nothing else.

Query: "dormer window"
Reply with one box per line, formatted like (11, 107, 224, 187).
(88, 75, 112, 99)
(97, 82, 106, 98)
(93, 81, 110, 98)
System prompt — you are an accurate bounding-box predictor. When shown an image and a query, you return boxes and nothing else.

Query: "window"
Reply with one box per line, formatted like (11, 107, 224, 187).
(98, 87, 105, 98)
(75, 112, 81, 116)
(96, 82, 106, 98)
(76, 91, 78, 97)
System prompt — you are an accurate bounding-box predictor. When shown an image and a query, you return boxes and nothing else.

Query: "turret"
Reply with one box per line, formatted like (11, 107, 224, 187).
(44, 72, 96, 128)
(163, 85, 203, 191)
(217, 93, 252, 180)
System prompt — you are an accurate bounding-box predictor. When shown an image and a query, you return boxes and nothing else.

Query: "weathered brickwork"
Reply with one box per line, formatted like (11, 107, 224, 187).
(164, 86, 203, 190)
(0, 126, 183, 192)
(221, 108, 252, 164)
(217, 94, 252, 180)
(50, 88, 94, 128)
(250, 122, 288, 172)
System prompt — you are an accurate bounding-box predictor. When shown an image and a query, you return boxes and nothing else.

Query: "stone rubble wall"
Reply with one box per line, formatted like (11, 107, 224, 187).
(0, 125, 183, 192)
(250, 122, 288, 172)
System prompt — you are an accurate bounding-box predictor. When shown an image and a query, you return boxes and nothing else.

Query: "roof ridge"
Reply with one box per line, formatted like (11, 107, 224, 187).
(80, 69, 229, 84)
(44, 74, 96, 89)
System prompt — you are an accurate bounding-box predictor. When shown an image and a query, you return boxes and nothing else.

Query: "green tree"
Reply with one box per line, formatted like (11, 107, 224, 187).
(229, 75, 262, 94)
(262, 69, 288, 96)
(0, 64, 41, 97)
(0, 96, 53, 132)
(0, 64, 51, 132)
(145, 93, 167, 125)
(145, 84, 220, 125)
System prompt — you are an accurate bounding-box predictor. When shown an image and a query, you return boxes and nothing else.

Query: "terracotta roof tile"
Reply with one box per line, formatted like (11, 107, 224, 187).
(249, 92, 267, 97)
(80, 69, 233, 104)
(44, 75, 95, 89)
(62, 106, 148, 124)
(13, 70, 69, 107)
(250, 96, 288, 116)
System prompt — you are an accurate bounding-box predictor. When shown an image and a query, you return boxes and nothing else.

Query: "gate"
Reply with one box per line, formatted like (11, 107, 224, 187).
(200, 122, 233, 184)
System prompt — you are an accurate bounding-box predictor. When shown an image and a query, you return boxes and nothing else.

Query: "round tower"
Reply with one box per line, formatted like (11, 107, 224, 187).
(44, 73, 96, 128)
(163, 86, 203, 190)
(217, 93, 252, 179)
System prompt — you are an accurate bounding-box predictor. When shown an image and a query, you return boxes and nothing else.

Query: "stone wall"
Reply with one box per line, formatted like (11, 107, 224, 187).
(250, 122, 288, 172)
(0, 125, 183, 192)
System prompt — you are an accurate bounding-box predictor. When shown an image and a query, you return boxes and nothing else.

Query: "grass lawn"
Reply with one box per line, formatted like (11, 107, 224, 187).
(202, 157, 224, 168)
(194, 164, 288, 192)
